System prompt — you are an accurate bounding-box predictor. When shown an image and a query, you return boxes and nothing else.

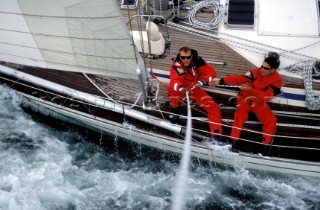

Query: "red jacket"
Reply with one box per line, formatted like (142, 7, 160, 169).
(168, 50, 217, 92)
(222, 68, 282, 104)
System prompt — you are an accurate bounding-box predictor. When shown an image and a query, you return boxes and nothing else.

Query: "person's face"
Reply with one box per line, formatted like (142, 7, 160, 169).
(260, 61, 275, 77)
(179, 50, 192, 67)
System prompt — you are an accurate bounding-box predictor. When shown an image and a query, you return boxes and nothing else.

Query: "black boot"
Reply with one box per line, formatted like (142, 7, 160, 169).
(260, 144, 271, 156)
(168, 114, 180, 124)
(168, 106, 183, 124)
(210, 135, 226, 146)
(230, 139, 239, 153)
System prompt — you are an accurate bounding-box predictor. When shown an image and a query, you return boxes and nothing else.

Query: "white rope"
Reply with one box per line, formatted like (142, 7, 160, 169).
(279, 40, 320, 57)
(82, 73, 115, 102)
(188, 0, 223, 30)
(83, 72, 145, 109)
(304, 60, 320, 110)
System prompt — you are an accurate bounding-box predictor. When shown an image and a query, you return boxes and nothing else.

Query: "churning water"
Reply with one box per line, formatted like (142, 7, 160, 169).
(0, 85, 320, 210)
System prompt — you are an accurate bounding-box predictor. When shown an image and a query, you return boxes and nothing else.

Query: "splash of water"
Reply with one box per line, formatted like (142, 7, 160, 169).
(0, 85, 319, 209)
(171, 92, 193, 210)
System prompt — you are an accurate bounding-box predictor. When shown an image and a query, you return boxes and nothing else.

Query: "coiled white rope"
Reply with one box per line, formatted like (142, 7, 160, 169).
(188, 0, 223, 30)
(304, 60, 320, 110)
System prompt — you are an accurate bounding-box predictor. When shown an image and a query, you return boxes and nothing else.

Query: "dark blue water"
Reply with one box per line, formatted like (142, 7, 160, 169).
(0, 85, 320, 210)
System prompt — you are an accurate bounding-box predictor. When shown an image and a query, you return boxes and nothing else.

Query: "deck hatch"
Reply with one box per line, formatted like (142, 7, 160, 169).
(225, 0, 255, 28)
(121, 0, 138, 9)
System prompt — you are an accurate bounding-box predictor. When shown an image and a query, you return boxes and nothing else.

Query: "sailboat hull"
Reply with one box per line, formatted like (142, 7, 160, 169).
(19, 90, 320, 178)
(0, 0, 319, 178)
(0, 64, 320, 178)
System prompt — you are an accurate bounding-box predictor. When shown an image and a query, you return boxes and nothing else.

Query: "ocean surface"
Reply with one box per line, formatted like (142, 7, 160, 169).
(0, 85, 320, 210)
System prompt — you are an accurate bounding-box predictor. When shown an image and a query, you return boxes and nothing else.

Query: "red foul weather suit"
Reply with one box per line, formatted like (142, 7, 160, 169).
(167, 50, 222, 136)
(221, 68, 282, 144)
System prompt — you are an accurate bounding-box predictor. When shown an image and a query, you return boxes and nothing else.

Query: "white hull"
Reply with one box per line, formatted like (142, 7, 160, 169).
(21, 92, 320, 178)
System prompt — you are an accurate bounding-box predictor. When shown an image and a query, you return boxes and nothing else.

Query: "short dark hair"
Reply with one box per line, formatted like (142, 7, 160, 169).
(265, 52, 280, 69)
(264, 57, 279, 69)
(179, 46, 191, 54)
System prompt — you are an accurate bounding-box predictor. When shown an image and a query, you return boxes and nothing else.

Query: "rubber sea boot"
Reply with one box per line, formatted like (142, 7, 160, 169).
(168, 106, 183, 124)
(230, 139, 239, 153)
(168, 114, 180, 124)
(260, 144, 271, 156)
(210, 135, 226, 146)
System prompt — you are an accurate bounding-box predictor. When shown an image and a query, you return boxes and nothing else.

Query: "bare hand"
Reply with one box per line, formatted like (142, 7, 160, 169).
(210, 79, 220, 87)
(191, 81, 203, 90)
(240, 83, 251, 91)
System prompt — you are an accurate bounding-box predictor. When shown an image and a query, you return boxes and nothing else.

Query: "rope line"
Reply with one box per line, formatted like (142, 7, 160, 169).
(188, 0, 223, 30)
(304, 60, 320, 110)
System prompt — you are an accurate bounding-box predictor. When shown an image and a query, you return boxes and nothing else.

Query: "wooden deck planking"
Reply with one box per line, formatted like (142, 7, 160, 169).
(0, 62, 105, 97)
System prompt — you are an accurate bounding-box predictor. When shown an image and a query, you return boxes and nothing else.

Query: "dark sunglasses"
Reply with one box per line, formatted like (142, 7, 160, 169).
(180, 55, 192, 60)
(261, 65, 271, 70)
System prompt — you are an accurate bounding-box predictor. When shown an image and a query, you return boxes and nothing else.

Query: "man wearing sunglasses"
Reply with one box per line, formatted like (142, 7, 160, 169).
(167, 46, 222, 140)
(212, 52, 282, 154)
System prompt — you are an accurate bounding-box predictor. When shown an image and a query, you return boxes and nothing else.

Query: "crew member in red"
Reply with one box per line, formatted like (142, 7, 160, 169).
(212, 52, 282, 153)
(167, 46, 222, 138)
